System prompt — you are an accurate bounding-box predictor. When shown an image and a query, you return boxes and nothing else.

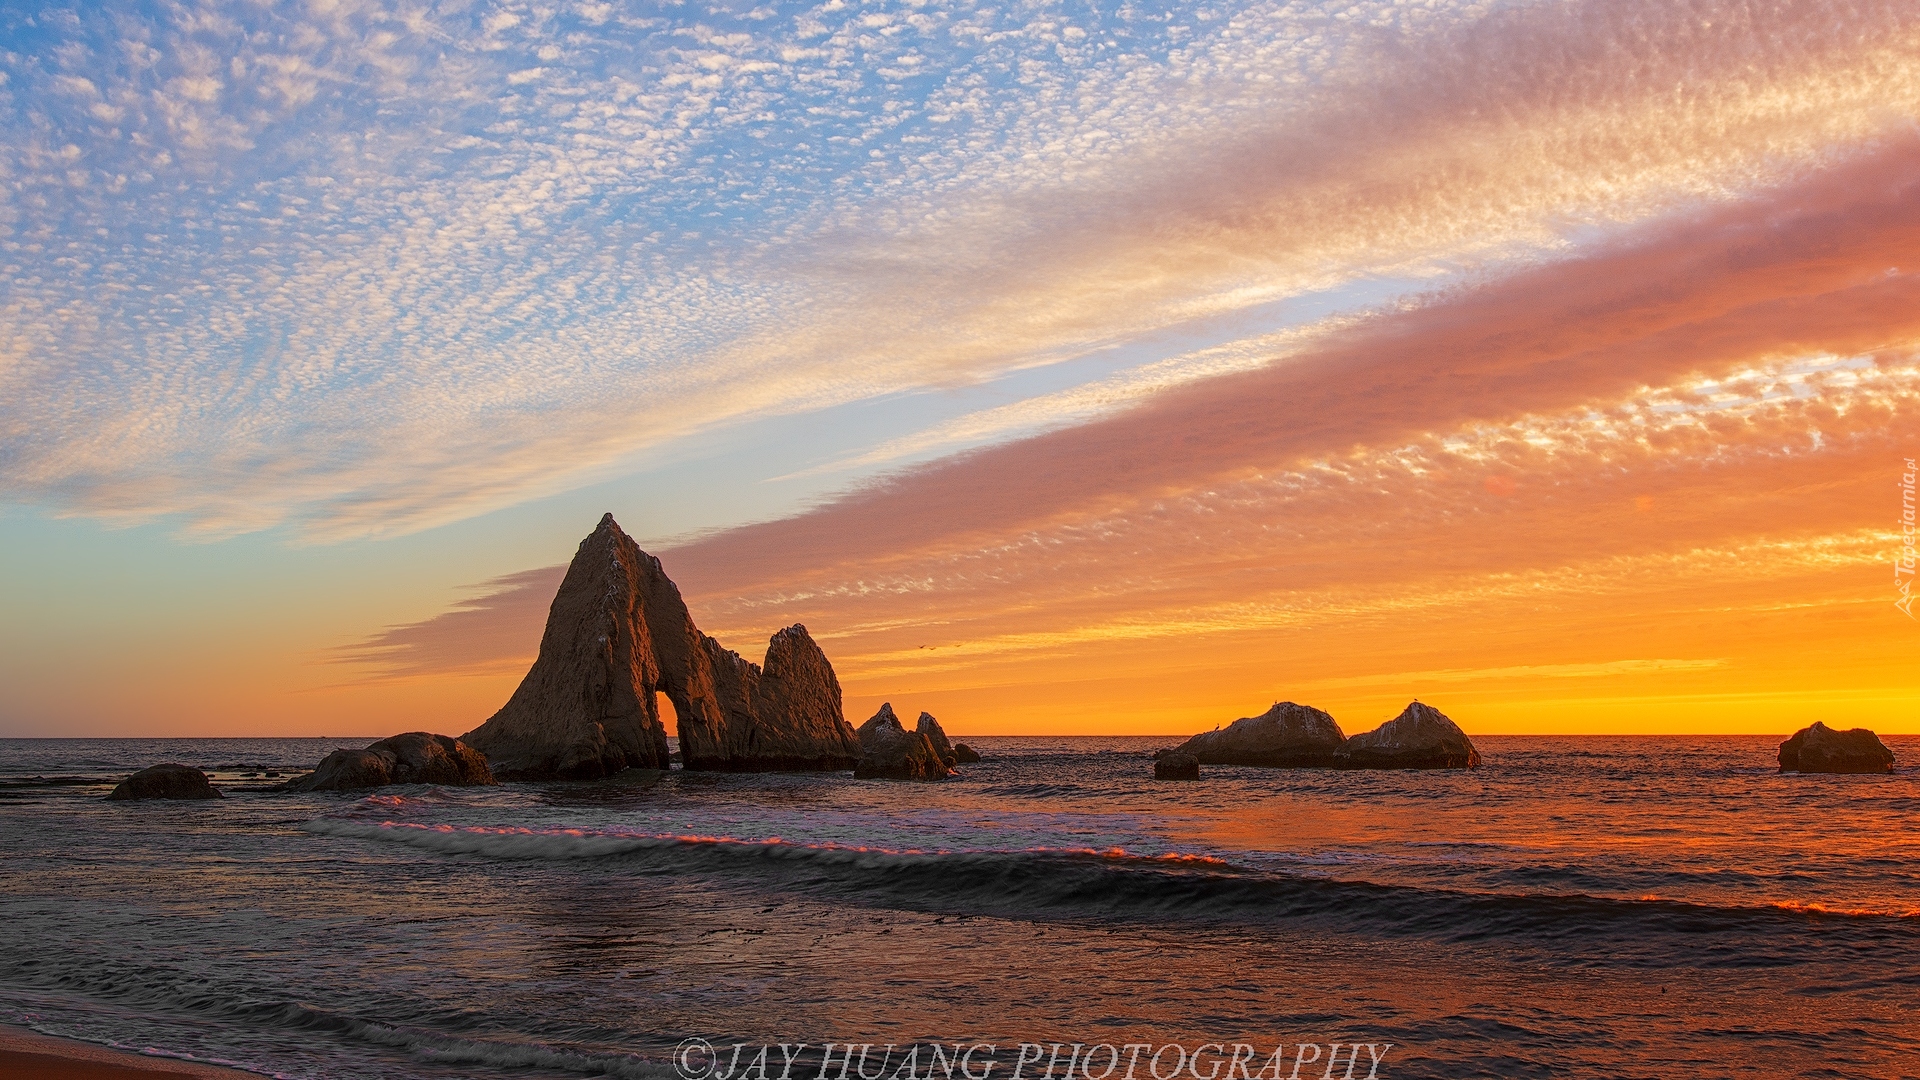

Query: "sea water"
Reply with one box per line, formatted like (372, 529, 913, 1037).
(1, 736, 1916, 1079)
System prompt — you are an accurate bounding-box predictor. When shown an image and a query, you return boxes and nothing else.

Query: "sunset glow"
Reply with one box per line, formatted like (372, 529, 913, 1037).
(3, 0, 1916, 737)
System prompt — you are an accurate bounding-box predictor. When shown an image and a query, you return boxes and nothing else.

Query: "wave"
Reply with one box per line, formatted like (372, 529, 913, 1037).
(304, 819, 1920, 949)
(4, 957, 671, 1079)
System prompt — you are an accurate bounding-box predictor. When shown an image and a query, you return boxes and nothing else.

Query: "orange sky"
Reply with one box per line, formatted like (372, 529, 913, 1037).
(328, 141, 1920, 737)
(4, 0, 1918, 739)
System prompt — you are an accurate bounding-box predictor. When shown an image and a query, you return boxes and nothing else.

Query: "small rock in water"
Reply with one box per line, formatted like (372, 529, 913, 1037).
(917, 712, 959, 768)
(853, 704, 950, 781)
(1778, 722, 1894, 773)
(1153, 751, 1200, 780)
(952, 743, 982, 764)
(107, 764, 222, 801)
(287, 732, 495, 792)
(1341, 702, 1480, 770)
(1171, 702, 1346, 767)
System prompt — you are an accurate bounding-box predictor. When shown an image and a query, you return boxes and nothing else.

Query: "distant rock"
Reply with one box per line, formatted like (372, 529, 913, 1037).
(107, 764, 221, 801)
(853, 703, 950, 781)
(952, 743, 982, 764)
(465, 515, 859, 778)
(287, 733, 496, 792)
(917, 712, 959, 768)
(1173, 702, 1347, 767)
(1341, 702, 1480, 769)
(1153, 750, 1200, 781)
(1778, 722, 1895, 774)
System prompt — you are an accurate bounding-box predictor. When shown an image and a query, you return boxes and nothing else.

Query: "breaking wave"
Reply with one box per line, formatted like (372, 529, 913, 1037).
(305, 819, 1920, 950)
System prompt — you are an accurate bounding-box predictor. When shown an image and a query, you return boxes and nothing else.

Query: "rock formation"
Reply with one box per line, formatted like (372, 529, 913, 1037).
(463, 515, 673, 779)
(1153, 750, 1200, 780)
(463, 514, 860, 779)
(287, 733, 496, 792)
(675, 624, 861, 772)
(917, 712, 959, 768)
(1778, 722, 1895, 773)
(952, 743, 982, 764)
(1171, 702, 1347, 767)
(107, 764, 221, 801)
(1341, 701, 1481, 769)
(854, 703, 951, 781)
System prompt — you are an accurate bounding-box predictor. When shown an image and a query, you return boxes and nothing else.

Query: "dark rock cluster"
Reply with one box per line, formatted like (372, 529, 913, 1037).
(853, 704, 954, 781)
(1161, 700, 1481, 778)
(462, 514, 860, 779)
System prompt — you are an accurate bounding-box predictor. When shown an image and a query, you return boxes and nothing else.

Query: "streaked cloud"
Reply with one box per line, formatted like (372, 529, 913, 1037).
(5, 0, 1919, 541)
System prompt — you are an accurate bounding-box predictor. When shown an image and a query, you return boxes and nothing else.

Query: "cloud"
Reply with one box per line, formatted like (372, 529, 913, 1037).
(4, 0, 1919, 541)
(331, 564, 563, 681)
(343, 141, 1920, 700)
(661, 137, 1920, 599)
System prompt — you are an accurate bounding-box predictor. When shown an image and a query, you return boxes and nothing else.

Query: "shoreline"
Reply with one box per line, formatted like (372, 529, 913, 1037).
(0, 1025, 260, 1079)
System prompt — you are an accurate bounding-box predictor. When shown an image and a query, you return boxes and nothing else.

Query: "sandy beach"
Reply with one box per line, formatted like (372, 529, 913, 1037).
(0, 1025, 256, 1079)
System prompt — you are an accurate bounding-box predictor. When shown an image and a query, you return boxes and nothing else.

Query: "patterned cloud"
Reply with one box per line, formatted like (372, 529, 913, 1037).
(6, 0, 1919, 541)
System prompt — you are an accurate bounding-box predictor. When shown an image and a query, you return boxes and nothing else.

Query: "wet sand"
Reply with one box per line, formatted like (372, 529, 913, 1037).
(0, 1025, 256, 1079)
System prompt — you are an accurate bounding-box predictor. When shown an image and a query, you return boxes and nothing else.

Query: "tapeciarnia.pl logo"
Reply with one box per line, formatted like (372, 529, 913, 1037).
(670, 1039, 1393, 1080)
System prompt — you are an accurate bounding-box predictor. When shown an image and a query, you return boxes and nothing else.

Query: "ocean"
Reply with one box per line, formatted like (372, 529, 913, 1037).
(1, 736, 1915, 1080)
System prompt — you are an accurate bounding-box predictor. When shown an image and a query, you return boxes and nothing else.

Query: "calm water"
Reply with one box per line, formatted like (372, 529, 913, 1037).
(1, 736, 1916, 1080)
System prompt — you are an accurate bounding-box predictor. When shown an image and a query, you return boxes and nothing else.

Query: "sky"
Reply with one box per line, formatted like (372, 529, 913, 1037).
(2, 0, 1917, 738)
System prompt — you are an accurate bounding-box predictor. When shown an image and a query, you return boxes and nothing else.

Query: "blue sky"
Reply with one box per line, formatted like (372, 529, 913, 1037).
(5, 0, 1918, 735)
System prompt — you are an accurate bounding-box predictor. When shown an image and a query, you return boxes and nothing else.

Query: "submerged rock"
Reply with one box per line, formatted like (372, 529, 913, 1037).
(1341, 702, 1480, 769)
(917, 712, 958, 768)
(466, 514, 859, 778)
(1778, 722, 1894, 774)
(107, 763, 222, 801)
(1173, 702, 1347, 767)
(952, 743, 983, 764)
(288, 732, 495, 792)
(1153, 751, 1200, 781)
(854, 703, 950, 781)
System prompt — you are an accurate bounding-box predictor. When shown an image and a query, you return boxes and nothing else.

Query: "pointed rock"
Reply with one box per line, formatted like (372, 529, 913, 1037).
(464, 514, 861, 778)
(916, 711, 958, 767)
(1778, 722, 1894, 773)
(854, 703, 950, 781)
(1341, 702, 1480, 769)
(1173, 702, 1346, 767)
(751, 625, 862, 770)
(462, 514, 671, 779)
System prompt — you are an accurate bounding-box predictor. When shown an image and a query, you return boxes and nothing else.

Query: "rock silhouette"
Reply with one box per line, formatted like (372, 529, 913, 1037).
(1342, 702, 1481, 769)
(1171, 702, 1347, 767)
(464, 514, 859, 779)
(107, 763, 221, 801)
(288, 732, 496, 792)
(1778, 722, 1895, 773)
(854, 703, 951, 780)
(676, 624, 861, 772)
(1154, 751, 1200, 780)
(917, 711, 959, 768)
(1158, 699, 1481, 776)
(952, 743, 982, 764)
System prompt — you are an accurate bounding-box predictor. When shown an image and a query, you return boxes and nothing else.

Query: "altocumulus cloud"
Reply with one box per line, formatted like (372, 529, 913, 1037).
(2, 0, 1919, 541)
